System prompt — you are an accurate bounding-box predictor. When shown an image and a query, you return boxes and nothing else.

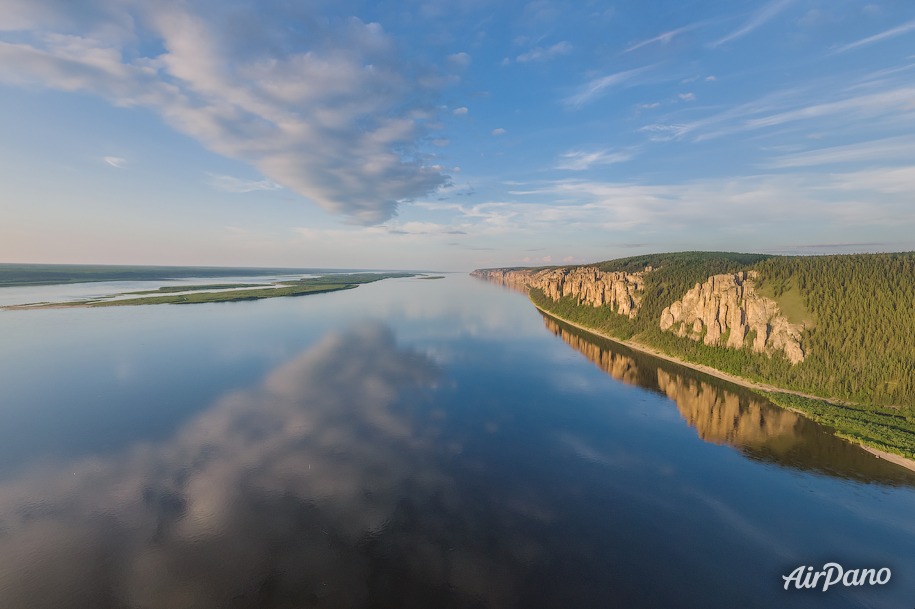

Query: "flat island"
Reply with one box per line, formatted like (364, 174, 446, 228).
(2, 272, 418, 309)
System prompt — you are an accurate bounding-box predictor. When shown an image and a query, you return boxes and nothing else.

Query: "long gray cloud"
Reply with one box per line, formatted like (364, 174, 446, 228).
(0, 0, 449, 223)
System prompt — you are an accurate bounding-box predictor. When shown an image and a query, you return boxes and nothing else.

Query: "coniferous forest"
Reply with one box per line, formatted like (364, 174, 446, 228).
(526, 251, 915, 457)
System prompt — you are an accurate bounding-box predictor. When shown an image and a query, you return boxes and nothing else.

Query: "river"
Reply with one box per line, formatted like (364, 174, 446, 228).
(0, 273, 912, 608)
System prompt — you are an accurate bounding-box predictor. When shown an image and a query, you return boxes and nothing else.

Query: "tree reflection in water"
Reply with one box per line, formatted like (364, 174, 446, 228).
(541, 314, 915, 485)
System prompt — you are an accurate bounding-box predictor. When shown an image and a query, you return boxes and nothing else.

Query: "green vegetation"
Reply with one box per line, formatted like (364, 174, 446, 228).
(416, 275, 446, 280)
(525, 251, 915, 461)
(5, 273, 415, 308)
(126, 283, 268, 295)
(754, 253, 915, 406)
(756, 276, 814, 326)
(530, 288, 636, 340)
(90, 283, 354, 306)
(595, 251, 772, 327)
(764, 392, 915, 460)
(278, 273, 414, 286)
(0, 263, 332, 287)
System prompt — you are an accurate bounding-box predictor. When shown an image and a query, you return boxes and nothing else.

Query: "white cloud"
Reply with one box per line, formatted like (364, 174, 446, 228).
(638, 79, 915, 143)
(447, 51, 471, 67)
(624, 23, 703, 53)
(0, 1, 449, 224)
(765, 136, 915, 168)
(711, 0, 794, 48)
(491, 127, 507, 136)
(556, 149, 635, 170)
(515, 41, 572, 63)
(638, 122, 690, 141)
(833, 19, 915, 54)
(564, 65, 653, 109)
(208, 174, 282, 193)
(743, 87, 915, 130)
(103, 156, 126, 168)
(679, 92, 696, 101)
(485, 167, 915, 237)
(452, 106, 468, 115)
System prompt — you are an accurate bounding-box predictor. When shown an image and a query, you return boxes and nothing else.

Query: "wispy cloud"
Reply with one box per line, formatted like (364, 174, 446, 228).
(564, 65, 653, 109)
(491, 127, 507, 136)
(624, 23, 702, 53)
(516, 41, 572, 63)
(711, 0, 794, 48)
(208, 174, 282, 193)
(103, 156, 126, 168)
(452, 106, 468, 115)
(833, 19, 915, 54)
(639, 77, 915, 143)
(556, 149, 635, 170)
(743, 87, 915, 130)
(765, 136, 915, 168)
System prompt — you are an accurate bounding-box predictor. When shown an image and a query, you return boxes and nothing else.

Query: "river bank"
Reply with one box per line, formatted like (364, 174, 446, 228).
(532, 302, 915, 473)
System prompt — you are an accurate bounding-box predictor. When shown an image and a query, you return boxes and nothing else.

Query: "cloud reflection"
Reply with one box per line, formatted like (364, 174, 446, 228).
(0, 323, 526, 608)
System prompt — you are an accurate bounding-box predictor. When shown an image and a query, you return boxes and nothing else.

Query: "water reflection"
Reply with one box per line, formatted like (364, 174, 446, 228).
(0, 323, 530, 608)
(541, 314, 915, 485)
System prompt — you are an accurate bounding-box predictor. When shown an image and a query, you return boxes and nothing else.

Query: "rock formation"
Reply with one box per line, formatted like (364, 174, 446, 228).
(471, 267, 645, 319)
(659, 271, 805, 364)
(473, 265, 806, 363)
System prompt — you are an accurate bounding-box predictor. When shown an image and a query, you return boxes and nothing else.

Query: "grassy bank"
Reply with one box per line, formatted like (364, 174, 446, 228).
(764, 393, 915, 460)
(90, 283, 356, 306)
(4, 273, 415, 309)
(530, 288, 915, 463)
(126, 283, 269, 295)
(0, 263, 329, 287)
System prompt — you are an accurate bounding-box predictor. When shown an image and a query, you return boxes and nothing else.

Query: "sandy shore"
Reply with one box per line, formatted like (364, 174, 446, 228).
(533, 303, 915, 474)
(2, 302, 87, 310)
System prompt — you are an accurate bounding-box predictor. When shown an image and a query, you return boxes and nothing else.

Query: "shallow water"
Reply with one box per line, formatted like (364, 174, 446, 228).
(0, 274, 912, 608)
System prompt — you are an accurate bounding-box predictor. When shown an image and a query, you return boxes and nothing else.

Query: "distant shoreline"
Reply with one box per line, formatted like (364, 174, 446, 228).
(0, 264, 439, 288)
(532, 303, 915, 473)
(1, 273, 420, 310)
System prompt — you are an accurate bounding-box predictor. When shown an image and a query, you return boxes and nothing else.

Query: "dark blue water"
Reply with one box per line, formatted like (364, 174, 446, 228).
(0, 274, 912, 608)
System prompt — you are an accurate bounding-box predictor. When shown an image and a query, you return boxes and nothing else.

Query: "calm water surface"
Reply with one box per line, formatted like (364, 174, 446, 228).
(0, 274, 912, 608)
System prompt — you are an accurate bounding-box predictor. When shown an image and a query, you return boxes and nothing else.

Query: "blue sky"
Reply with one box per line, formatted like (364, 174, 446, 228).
(1, 0, 914, 271)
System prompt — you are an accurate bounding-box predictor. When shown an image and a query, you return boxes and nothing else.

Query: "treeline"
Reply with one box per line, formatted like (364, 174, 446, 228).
(595, 251, 770, 325)
(534, 251, 915, 412)
(753, 253, 915, 407)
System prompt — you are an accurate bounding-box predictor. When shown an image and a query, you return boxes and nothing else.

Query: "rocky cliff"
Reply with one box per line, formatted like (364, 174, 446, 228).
(473, 263, 805, 364)
(659, 271, 806, 364)
(471, 267, 645, 319)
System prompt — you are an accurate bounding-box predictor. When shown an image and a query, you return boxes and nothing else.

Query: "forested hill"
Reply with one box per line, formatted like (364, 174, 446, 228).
(474, 251, 915, 410)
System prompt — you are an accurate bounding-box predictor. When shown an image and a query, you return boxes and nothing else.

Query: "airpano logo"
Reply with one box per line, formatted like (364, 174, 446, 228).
(783, 563, 891, 591)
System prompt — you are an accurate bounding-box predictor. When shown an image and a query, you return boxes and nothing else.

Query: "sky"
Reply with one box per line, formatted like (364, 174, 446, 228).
(1, 0, 914, 271)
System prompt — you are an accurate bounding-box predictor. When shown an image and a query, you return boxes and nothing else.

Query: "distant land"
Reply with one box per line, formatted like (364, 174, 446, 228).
(0, 264, 438, 309)
(472, 251, 915, 466)
(0, 263, 416, 288)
